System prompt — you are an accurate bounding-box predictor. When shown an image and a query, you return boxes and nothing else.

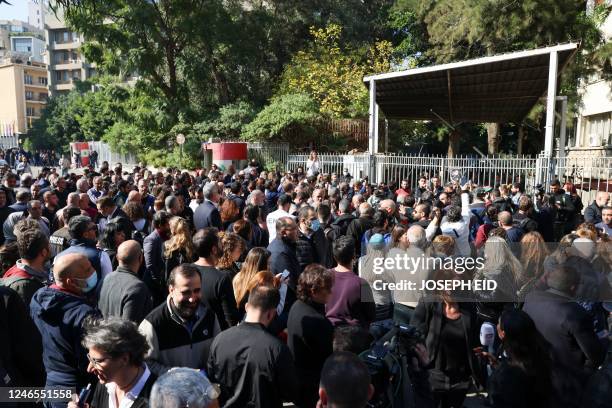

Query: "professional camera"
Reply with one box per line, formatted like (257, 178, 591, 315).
(360, 323, 430, 408)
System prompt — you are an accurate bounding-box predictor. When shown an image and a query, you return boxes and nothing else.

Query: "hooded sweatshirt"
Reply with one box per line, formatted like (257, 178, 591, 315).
(29, 285, 98, 388)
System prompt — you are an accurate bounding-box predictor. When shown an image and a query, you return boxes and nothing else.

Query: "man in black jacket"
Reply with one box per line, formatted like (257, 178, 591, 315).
(192, 228, 239, 329)
(193, 182, 222, 230)
(331, 198, 355, 237)
(295, 206, 333, 270)
(346, 202, 374, 257)
(268, 217, 301, 290)
(139, 264, 221, 376)
(143, 211, 171, 305)
(584, 191, 609, 225)
(523, 264, 606, 408)
(207, 285, 299, 408)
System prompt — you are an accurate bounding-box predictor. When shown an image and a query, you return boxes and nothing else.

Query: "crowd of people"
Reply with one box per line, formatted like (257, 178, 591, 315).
(0, 152, 610, 408)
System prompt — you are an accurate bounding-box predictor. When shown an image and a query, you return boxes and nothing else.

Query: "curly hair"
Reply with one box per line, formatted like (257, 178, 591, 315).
(216, 232, 245, 270)
(220, 199, 240, 225)
(164, 217, 193, 260)
(297, 264, 334, 302)
(122, 201, 145, 221)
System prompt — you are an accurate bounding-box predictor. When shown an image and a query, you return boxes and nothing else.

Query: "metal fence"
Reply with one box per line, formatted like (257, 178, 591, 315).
(88, 141, 138, 166)
(247, 142, 289, 169)
(537, 153, 612, 204)
(287, 153, 372, 180)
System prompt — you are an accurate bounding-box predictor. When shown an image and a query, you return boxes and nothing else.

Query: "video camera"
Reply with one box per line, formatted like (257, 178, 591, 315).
(360, 323, 425, 408)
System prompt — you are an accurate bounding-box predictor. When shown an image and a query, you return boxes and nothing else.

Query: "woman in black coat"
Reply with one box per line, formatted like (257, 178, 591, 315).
(486, 309, 552, 408)
(410, 270, 484, 408)
(287, 264, 334, 408)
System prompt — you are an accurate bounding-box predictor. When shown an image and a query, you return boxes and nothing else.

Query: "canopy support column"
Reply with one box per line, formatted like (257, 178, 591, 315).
(544, 50, 558, 156)
(368, 79, 378, 154)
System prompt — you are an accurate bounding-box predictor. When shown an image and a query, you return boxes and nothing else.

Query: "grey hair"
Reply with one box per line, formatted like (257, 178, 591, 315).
(202, 182, 217, 200)
(76, 178, 89, 191)
(150, 368, 216, 408)
(247, 189, 264, 204)
(482, 236, 523, 284)
(165, 195, 178, 211)
(338, 199, 350, 214)
(407, 225, 427, 249)
(27, 200, 42, 211)
(67, 192, 80, 207)
(82, 317, 149, 366)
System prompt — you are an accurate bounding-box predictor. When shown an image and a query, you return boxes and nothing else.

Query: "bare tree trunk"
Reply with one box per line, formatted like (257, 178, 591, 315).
(447, 129, 460, 157)
(487, 123, 500, 155)
(517, 125, 525, 155)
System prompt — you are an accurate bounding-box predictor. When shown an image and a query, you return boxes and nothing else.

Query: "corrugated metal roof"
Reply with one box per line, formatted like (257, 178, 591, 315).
(364, 43, 579, 123)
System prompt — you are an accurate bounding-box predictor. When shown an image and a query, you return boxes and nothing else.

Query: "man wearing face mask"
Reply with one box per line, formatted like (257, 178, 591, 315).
(1, 221, 51, 310)
(139, 264, 221, 377)
(55, 216, 113, 287)
(295, 206, 333, 270)
(30, 253, 100, 403)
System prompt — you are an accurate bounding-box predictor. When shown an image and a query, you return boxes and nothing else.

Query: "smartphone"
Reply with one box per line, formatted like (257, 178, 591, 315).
(77, 384, 91, 408)
(281, 270, 290, 279)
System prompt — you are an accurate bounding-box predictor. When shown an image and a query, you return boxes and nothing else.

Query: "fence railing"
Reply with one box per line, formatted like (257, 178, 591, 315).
(88, 141, 138, 166)
(247, 142, 289, 170)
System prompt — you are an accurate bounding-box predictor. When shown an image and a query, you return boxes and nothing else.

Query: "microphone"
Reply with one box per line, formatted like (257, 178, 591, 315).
(480, 322, 495, 347)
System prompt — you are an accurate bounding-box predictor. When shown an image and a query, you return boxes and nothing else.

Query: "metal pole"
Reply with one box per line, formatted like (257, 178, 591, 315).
(557, 96, 568, 181)
(544, 51, 558, 156)
(368, 80, 377, 154)
(180, 143, 183, 169)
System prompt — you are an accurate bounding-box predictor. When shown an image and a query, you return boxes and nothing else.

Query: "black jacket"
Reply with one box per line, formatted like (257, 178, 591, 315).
(268, 237, 301, 290)
(0, 286, 45, 386)
(487, 360, 552, 408)
(87, 369, 156, 408)
(584, 201, 603, 225)
(287, 300, 333, 408)
(523, 289, 606, 407)
(295, 228, 333, 271)
(193, 201, 222, 231)
(346, 216, 374, 257)
(143, 230, 166, 304)
(193, 264, 239, 329)
(410, 300, 484, 387)
(330, 213, 355, 237)
(208, 322, 299, 408)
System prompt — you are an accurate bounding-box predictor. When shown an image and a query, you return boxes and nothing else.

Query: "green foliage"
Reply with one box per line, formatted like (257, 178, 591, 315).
(242, 93, 321, 142)
(277, 24, 392, 118)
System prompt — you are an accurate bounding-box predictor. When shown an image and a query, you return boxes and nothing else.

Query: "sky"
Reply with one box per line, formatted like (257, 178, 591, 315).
(0, 1, 30, 23)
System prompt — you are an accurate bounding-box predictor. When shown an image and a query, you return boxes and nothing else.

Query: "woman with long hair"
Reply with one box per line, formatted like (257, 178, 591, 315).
(411, 267, 483, 408)
(306, 150, 320, 177)
(99, 221, 126, 270)
(220, 199, 240, 231)
(162, 217, 194, 284)
(233, 247, 271, 318)
(486, 309, 552, 408)
(474, 236, 523, 323)
(517, 232, 549, 301)
(216, 232, 245, 280)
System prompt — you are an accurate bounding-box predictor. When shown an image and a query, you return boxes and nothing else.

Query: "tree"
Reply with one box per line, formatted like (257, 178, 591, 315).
(278, 24, 392, 118)
(242, 93, 320, 142)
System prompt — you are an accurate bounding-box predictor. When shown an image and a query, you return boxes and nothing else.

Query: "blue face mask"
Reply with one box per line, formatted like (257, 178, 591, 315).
(78, 272, 98, 293)
(310, 219, 321, 232)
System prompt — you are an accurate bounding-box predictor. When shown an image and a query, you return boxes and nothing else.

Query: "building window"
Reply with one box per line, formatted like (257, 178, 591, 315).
(12, 38, 32, 54)
(55, 71, 67, 82)
(25, 91, 33, 100)
(38, 76, 47, 85)
(584, 112, 612, 147)
(26, 107, 36, 117)
(24, 74, 33, 85)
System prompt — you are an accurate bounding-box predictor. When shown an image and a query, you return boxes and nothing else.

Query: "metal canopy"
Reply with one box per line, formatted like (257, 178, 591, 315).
(363, 43, 579, 124)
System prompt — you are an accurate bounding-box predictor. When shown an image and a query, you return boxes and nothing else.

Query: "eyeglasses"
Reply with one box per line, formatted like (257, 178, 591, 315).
(87, 353, 111, 367)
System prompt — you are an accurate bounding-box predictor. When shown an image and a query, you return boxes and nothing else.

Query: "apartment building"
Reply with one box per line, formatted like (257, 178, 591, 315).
(44, 7, 95, 95)
(0, 19, 45, 61)
(0, 54, 48, 147)
(567, 0, 612, 158)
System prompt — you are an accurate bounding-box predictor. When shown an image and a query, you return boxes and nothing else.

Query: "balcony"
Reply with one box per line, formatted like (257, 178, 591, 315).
(49, 40, 80, 51)
(26, 96, 48, 104)
(24, 79, 48, 89)
(53, 60, 83, 71)
(52, 81, 75, 91)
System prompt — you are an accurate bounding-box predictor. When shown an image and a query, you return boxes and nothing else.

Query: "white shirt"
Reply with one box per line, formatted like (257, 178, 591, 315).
(105, 365, 151, 408)
(266, 208, 294, 243)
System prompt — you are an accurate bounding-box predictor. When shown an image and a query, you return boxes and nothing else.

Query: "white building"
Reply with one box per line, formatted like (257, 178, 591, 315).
(569, 1, 612, 157)
(28, 0, 47, 31)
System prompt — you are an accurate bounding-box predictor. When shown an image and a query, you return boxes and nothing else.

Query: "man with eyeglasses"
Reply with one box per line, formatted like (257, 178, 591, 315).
(30, 253, 100, 406)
